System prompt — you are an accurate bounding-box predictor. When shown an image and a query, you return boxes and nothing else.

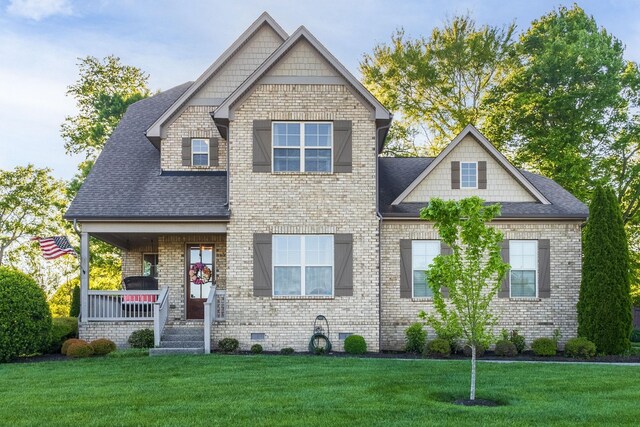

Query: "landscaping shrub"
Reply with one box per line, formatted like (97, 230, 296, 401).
(509, 330, 526, 353)
(280, 347, 295, 355)
(462, 343, 485, 358)
(250, 344, 263, 354)
(631, 329, 640, 343)
(128, 329, 154, 348)
(62, 338, 86, 355)
(564, 337, 596, 359)
(70, 285, 80, 317)
(0, 267, 52, 362)
(90, 338, 117, 356)
(494, 340, 518, 357)
(426, 338, 451, 357)
(344, 335, 367, 354)
(218, 337, 239, 353)
(532, 337, 557, 356)
(48, 317, 78, 353)
(404, 323, 427, 354)
(66, 341, 94, 358)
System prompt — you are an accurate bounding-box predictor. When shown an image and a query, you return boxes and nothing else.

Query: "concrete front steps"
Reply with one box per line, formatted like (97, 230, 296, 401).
(149, 324, 205, 356)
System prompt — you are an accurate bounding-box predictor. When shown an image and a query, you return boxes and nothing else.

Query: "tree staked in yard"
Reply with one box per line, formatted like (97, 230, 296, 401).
(578, 186, 632, 354)
(418, 197, 508, 401)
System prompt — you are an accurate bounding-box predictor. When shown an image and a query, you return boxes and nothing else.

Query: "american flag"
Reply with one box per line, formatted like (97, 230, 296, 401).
(34, 236, 77, 260)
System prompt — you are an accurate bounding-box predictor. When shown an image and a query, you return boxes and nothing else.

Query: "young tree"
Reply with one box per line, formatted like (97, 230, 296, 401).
(418, 197, 508, 401)
(0, 165, 67, 266)
(361, 15, 515, 155)
(578, 186, 632, 354)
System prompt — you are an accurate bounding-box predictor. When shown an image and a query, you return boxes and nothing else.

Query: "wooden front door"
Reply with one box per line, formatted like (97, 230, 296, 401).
(186, 244, 214, 319)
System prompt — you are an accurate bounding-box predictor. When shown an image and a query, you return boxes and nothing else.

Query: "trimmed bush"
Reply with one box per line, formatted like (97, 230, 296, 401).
(509, 330, 526, 353)
(0, 267, 52, 362)
(280, 347, 295, 355)
(565, 337, 596, 359)
(426, 338, 451, 357)
(48, 317, 78, 353)
(404, 323, 427, 354)
(62, 338, 86, 355)
(532, 337, 557, 357)
(67, 341, 94, 358)
(250, 344, 263, 354)
(90, 338, 117, 356)
(70, 285, 80, 317)
(494, 340, 518, 357)
(128, 329, 154, 349)
(462, 343, 485, 358)
(631, 329, 640, 343)
(578, 186, 632, 354)
(218, 337, 239, 353)
(344, 335, 367, 354)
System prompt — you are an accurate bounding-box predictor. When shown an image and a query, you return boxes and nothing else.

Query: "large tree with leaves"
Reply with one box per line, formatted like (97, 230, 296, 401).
(361, 15, 515, 155)
(578, 186, 632, 354)
(419, 197, 509, 401)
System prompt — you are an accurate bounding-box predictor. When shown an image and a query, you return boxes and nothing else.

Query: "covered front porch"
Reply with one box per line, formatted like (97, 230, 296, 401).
(78, 220, 228, 352)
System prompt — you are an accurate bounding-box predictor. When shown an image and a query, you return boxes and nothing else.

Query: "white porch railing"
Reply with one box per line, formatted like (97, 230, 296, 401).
(153, 288, 170, 347)
(204, 286, 227, 353)
(87, 289, 164, 321)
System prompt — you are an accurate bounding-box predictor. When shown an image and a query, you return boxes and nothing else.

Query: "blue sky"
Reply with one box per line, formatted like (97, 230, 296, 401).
(1, 0, 639, 180)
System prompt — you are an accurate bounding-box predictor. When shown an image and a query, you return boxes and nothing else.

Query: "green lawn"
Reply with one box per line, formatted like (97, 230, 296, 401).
(1, 355, 639, 426)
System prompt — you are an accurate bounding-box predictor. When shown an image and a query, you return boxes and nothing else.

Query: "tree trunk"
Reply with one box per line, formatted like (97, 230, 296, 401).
(470, 343, 477, 400)
(0, 245, 4, 266)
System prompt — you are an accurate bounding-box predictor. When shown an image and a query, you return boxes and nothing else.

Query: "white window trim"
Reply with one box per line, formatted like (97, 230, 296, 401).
(411, 240, 440, 298)
(142, 253, 158, 277)
(509, 240, 538, 299)
(191, 138, 209, 167)
(271, 122, 333, 173)
(460, 161, 478, 189)
(272, 235, 334, 297)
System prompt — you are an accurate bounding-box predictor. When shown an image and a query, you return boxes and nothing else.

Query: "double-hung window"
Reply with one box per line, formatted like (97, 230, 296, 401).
(192, 138, 209, 166)
(412, 240, 440, 297)
(509, 240, 537, 298)
(273, 235, 333, 296)
(273, 122, 332, 173)
(461, 162, 477, 188)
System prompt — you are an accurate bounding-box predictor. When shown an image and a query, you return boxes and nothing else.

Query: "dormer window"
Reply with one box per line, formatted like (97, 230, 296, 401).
(461, 162, 477, 189)
(191, 139, 209, 166)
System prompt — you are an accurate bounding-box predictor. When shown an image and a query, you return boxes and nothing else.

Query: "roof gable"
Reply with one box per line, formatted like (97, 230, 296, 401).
(391, 125, 551, 205)
(213, 26, 392, 124)
(146, 12, 288, 143)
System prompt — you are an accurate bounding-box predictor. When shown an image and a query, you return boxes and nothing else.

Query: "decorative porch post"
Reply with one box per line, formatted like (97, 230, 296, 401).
(80, 231, 89, 321)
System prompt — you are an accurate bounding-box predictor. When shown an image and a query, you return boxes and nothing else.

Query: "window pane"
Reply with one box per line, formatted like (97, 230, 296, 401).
(274, 148, 300, 172)
(273, 123, 300, 147)
(274, 267, 301, 295)
(274, 235, 301, 265)
(305, 235, 333, 265)
(511, 270, 536, 297)
(305, 267, 332, 295)
(193, 154, 208, 166)
(461, 162, 477, 188)
(412, 241, 440, 297)
(413, 270, 433, 297)
(304, 149, 331, 172)
(510, 241, 537, 270)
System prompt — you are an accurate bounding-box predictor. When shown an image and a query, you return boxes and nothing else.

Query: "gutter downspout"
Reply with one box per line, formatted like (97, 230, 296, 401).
(217, 122, 231, 210)
(375, 119, 392, 352)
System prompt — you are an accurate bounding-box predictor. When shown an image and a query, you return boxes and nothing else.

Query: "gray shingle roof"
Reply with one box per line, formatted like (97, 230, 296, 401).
(378, 157, 588, 219)
(65, 83, 230, 220)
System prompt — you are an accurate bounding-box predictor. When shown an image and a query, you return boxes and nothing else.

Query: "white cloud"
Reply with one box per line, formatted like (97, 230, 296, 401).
(7, 0, 72, 21)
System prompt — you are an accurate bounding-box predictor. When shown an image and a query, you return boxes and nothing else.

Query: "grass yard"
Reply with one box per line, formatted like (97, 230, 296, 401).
(1, 355, 639, 426)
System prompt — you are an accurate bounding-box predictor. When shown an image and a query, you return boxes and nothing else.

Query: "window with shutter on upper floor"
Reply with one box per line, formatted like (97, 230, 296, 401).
(191, 139, 209, 166)
(272, 122, 333, 173)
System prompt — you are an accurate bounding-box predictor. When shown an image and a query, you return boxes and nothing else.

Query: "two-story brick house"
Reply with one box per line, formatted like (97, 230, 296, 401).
(66, 13, 587, 353)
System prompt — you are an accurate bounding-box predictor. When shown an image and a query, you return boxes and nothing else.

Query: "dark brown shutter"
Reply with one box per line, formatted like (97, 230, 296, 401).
(478, 161, 487, 189)
(253, 120, 272, 172)
(400, 240, 412, 298)
(440, 241, 452, 297)
(182, 138, 191, 166)
(253, 234, 272, 297)
(209, 137, 219, 166)
(538, 239, 551, 298)
(333, 120, 352, 173)
(451, 161, 460, 189)
(334, 234, 353, 296)
(499, 240, 510, 298)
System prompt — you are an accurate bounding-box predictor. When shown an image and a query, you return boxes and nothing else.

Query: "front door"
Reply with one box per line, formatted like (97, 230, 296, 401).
(186, 244, 214, 319)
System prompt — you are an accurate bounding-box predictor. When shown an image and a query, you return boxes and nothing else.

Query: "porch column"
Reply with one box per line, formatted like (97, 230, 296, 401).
(80, 231, 89, 321)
